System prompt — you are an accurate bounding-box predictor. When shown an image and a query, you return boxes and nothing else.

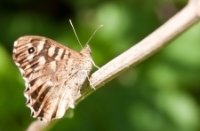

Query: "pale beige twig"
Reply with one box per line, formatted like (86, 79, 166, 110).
(80, 0, 200, 98)
(26, 120, 48, 131)
(27, 0, 200, 130)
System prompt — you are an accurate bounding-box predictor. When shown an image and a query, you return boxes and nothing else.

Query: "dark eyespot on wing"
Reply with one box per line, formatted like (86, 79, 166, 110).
(28, 47, 35, 54)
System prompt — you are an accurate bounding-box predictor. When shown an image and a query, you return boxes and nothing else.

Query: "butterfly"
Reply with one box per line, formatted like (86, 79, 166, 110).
(13, 35, 93, 121)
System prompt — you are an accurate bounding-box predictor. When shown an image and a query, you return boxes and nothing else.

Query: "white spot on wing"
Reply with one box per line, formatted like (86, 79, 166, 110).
(49, 61, 57, 72)
(14, 41, 18, 47)
(23, 77, 29, 85)
(48, 46, 55, 57)
(27, 54, 34, 60)
(15, 62, 20, 66)
(19, 68, 25, 74)
(37, 41, 45, 53)
(13, 49, 16, 54)
(56, 100, 68, 119)
(25, 80, 29, 87)
(24, 92, 29, 100)
(55, 48, 64, 60)
(38, 56, 46, 65)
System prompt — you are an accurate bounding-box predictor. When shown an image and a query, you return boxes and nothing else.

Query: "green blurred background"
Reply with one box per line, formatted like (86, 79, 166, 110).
(1, 0, 200, 131)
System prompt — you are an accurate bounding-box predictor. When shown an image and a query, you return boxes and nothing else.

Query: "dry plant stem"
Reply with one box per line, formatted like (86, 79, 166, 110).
(27, 0, 200, 131)
(89, 0, 200, 90)
(27, 120, 48, 131)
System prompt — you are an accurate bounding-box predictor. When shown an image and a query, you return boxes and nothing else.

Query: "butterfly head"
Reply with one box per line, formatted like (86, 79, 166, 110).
(80, 44, 91, 57)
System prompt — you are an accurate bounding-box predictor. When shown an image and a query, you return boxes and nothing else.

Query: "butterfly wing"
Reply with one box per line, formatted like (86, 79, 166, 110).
(13, 36, 93, 121)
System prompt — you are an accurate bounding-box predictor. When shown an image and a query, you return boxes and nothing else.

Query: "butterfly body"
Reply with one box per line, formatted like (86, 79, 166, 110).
(13, 36, 93, 121)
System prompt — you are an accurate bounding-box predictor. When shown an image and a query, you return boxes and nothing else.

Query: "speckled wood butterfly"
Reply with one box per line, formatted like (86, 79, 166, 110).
(13, 35, 93, 121)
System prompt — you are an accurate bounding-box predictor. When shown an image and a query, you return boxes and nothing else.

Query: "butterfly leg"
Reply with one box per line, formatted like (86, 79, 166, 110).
(84, 70, 95, 89)
(90, 58, 99, 69)
(87, 76, 96, 90)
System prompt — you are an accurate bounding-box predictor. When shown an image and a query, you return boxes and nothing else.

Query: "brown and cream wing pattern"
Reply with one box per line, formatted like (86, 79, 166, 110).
(13, 36, 93, 121)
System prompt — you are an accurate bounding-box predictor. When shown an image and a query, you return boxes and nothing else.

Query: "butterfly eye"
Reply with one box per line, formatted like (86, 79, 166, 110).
(28, 47, 35, 54)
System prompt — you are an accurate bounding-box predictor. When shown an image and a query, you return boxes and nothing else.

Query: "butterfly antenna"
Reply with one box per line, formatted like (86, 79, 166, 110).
(86, 24, 103, 45)
(69, 19, 83, 48)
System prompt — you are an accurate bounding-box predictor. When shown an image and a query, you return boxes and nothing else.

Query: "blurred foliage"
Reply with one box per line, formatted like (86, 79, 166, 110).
(0, 0, 200, 131)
